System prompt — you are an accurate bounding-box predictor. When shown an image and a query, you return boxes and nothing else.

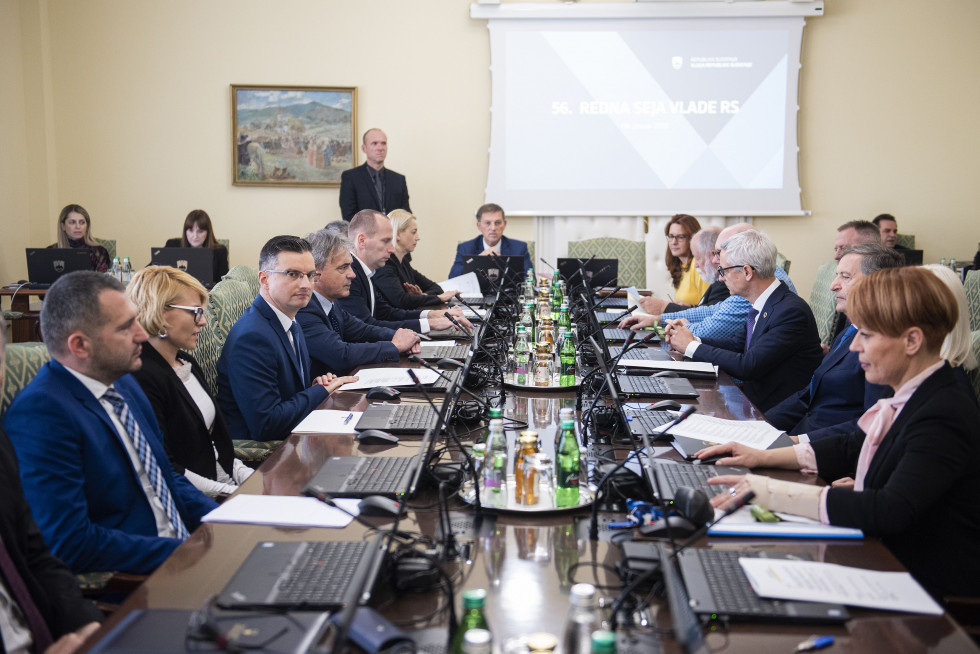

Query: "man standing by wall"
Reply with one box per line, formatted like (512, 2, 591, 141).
(339, 128, 410, 221)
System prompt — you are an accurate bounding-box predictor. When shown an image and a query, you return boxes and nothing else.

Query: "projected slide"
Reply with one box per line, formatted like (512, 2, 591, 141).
(486, 17, 806, 215)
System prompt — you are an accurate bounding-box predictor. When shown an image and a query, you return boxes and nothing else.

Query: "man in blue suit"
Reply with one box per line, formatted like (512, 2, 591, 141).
(339, 128, 410, 221)
(298, 229, 421, 376)
(765, 244, 902, 441)
(666, 230, 823, 412)
(216, 236, 356, 442)
(448, 203, 533, 278)
(3, 272, 218, 575)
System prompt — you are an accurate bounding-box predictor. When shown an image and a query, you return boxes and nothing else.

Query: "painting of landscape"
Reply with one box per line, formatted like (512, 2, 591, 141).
(232, 85, 357, 187)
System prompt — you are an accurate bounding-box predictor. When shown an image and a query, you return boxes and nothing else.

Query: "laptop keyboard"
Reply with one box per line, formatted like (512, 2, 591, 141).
(427, 369, 460, 392)
(625, 409, 674, 434)
(602, 328, 636, 341)
(658, 462, 730, 498)
(617, 376, 674, 395)
(386, 404, 442, 431)
(341, 457, 415, 494)
(696, 549, 790, 616)
(608, 347, 666, 361)
(273, 541, 370, 606)
(594, 296, 629, 309)
(417, 346, 470, 360)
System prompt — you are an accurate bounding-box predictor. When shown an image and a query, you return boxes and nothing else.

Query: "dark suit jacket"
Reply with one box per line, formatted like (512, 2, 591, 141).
(164, 238, 229, 280)
(334, 258, 424, 331)
(812, 364, 980, 598)
(131, 344, 236, 479)
(374, 253, 443, 310)
(764, 324, 887, 441)
(691, 282, 822, 412)
(664, 280, 729, 314)
(0, 427, 103, 642)
(448, 235, 533, 279)
(3, 362, 217, 574)
(297, 295, 400, 377)
(216, 294, 329, 442)
(338, 163, 410, 221)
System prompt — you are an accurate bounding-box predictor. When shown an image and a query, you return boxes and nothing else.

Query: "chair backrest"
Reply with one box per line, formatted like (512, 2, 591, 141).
(970, 330, 980, 405)
(1, 343, 51, 418)
(807, 260, 839, 347)
(965, 270, 980, 332)
(222, 265, 260, 298)
(194, 279, 254, 395)
(526, 240, 535, 270)
(776, 252, 791, 275)
(217, 238, 230, 254)
(96, 238, 116, 260)
(895, 233, 916, 249)
(567, 237, 646, 288)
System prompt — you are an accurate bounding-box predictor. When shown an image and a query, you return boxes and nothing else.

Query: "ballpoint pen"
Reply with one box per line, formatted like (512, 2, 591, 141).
(795, 635, 834, 652)
(343, 413, 353, 425)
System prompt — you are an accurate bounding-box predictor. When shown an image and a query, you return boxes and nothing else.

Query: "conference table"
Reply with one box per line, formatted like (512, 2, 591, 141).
(80, 343, 978, 654)
(0, 286, 45, 342)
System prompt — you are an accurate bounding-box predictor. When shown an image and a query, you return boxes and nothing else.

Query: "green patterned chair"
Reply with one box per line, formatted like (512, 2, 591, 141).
(526, 241, 535, 270)
(222, 265, 260, 299)
(970, 331, 980, 404)
(895, 234, 915, 249)
(965, 270, 980, 332)
(196, 278, 279, 466)
(776, 252, 791, 275)
(96, 238, 116, 261)
(808, 261, 839, 347)
(1, 343, 51, 419)
(567, 237, 646, 288)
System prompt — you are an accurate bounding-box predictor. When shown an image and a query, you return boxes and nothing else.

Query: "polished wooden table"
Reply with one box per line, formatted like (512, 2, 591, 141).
(81, 360, 979, 654)
(0, 286, 45, 342)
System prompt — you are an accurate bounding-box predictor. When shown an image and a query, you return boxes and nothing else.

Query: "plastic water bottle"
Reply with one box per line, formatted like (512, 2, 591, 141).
(513, 326, 531, 385)
(563, 584, 600, 654)
(121, 256, 133, 285)
(110, 257, 122, 282)
(482, 420, 508, 505)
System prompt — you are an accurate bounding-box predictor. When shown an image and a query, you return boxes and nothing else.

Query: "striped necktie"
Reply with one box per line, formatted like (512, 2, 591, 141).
(102, 387, 189, 540)
(327, 307, 342, 335)
(745, 307, 759, 348)
(289, 321, 305, 382)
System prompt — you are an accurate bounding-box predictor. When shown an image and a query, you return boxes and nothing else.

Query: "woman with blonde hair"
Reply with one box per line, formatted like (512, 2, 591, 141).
(128, 266, 251, 495)
(374, 209, 460, 309)
(51, 203, 111, 273)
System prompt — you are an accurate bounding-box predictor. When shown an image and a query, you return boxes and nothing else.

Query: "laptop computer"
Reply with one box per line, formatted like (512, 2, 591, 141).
(557, 258, 618, 289)
(25, 248, 94, 285)
(902, 249, 924, 266)
(150, 246, 216, 286)
(588, 322, 698, 399)
(462, 255, 524, 293)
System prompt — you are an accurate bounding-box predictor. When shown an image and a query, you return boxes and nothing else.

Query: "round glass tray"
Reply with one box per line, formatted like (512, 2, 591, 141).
(459, 475, 594, 514)
(502, 373, 581, 393)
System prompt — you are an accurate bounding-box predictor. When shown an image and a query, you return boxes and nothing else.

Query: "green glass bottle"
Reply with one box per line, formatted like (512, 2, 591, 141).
(555, 419, 581, 507)
(552, 274, 563, 309)
(559, 331, 576, 387)
(591, 630, 616, 654)
(557, 306, 572, 334)
(451, 589, 490, 654)
(482, 420, 508, 505)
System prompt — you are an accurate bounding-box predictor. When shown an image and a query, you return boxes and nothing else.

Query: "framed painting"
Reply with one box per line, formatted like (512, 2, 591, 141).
(232, 84, 357, 187)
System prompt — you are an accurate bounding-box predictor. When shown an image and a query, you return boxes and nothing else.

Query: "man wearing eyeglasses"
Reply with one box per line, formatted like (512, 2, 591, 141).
(663, 230, 822, 412)
(216, 235, 357, 442)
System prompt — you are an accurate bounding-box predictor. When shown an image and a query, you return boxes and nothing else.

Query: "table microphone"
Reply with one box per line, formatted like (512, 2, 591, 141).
(564, 254, 597, 287)
(539, 257, 555, 271)
(443, 311, 472, 336)
(408, 355, 492, 411)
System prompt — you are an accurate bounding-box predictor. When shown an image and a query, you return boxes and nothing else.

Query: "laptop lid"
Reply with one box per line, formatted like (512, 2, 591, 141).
(658, 543, 710, 654)
(557, 258, 618, 288)
(25, 248, 94, 284)
(462, 255, 524, 293)
(150, 247, 215, 284)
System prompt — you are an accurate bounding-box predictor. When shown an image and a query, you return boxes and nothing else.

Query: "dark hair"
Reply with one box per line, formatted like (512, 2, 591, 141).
(41, 271, 125, 357)
(258, 235, 311, 271)
(57, 204, 99, 248)
(181, 209, 219, 249)
(839, 243, 905, 275)
(664, 214, 702, 288)
(836, 220, 880, 243)
(872, 213, 897, 227)
(306, 229, 352, 270)
(476, 203, 505, 222)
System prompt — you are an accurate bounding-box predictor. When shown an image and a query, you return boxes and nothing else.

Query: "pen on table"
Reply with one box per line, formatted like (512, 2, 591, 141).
(419, 333, 432, 341)
(795, 635, 834, 652)
(343, 413, 353, 425)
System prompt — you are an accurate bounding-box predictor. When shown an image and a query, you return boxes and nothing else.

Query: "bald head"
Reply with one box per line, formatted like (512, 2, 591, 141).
(711, 223, 755, 270)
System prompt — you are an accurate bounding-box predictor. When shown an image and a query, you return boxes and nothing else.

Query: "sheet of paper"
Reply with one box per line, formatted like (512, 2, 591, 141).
(653, 413, 784, 449)
(616, 359, 718, 376)
(438, 271, 481, 296)
(419, 340, 457, 349)
(738, 558, 943, 615)
(293, 409, 362, 434)
(202, 495, 360, 529)
(707, 505, 864, 539)
(625, 286, 651, 316)
(339, 367, 440, 391)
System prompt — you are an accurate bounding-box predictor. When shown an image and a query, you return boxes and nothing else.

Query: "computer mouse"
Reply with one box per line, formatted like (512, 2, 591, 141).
(650, 399, 682, 411)
(357, 495, 402, 518)
(356, 429, 400, 446)
(693, 454, 726, 466)
(366, 386, 401, 400)
(638, 515, 697, 539)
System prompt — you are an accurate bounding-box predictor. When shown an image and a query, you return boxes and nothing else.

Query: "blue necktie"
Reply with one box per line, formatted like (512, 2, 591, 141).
(102, 387, 189, 540)
(745, 307, 759, 348)
(289, 321, 305, 382)
(327, 308, 342, 335)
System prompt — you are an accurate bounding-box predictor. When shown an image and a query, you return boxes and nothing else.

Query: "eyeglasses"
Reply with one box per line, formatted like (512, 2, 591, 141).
(263, 269, 321, 283)
(717, 264, 752, 278)
(667, 234, 690, 242)
(167, 305, 206, 322)
(711, 249, 722, 258)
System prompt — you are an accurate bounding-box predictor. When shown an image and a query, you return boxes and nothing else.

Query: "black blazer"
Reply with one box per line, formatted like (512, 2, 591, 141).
(164, 238, 229, 280)
(663, 280, 729, 314)
(373, 253, 443, 310)
(338, 163, 410, 221)
(131, 343, 236, 479)
(812, 363, 980, 599)
(0, 427, 103, 643)
(297, 295, 399, 377)
(334, 257, 424, 331)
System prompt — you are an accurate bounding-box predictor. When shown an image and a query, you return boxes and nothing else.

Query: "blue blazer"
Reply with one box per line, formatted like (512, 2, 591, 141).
(3, 361, 217, 574)
(216, 294, 329, 442)
(339, 163, 410, 222)
(764, 323, 886, 441)
(448, 235, 533, 279)
(297, 296, 400, 376)
(692, 282, 822, 412)
(334, 259, 424, 331)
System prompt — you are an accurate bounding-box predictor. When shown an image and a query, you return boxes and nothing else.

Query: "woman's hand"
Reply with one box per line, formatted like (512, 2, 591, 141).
(695, 442, 769, 468)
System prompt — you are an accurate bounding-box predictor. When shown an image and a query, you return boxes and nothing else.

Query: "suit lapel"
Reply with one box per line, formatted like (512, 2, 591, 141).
(748, 283, 787, 345)
(256, 296, 304, 384)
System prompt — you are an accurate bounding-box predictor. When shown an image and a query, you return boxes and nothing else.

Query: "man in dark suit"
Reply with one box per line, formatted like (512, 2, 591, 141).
(665, 230, 822, 412)
(336, 210, 472, 333)
(3, 272, 218, 575)
(764, 244, 903, 441)
(339, 128, 410, 221)
(0, 318, 103, 654)
(448, 203, 533, 278)
(216, 236, 356, 442)
(298, 229, 421, 376)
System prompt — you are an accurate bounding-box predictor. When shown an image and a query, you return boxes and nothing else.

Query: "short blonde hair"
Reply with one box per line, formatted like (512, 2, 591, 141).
(128, 266, 207, 337)
(923, 264, 978, 370)
(388, 209, 416, 237)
